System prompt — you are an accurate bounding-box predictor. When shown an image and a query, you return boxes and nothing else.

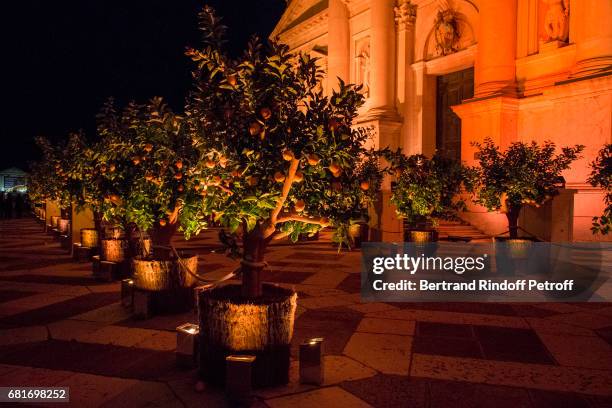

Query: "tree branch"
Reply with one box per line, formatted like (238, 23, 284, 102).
(270, 230, 291, 241)
(276, 213, 330, 227)
(263, 157, 300, 239)
(270, 158, 300, 224)
(211, 184, 234, 196)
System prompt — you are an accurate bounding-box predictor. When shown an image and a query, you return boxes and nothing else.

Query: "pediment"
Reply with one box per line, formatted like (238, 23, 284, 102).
(270, 0, 329, 39)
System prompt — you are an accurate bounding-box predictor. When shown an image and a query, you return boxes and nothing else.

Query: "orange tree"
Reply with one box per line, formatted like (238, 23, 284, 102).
(588, 144, 612, 235)
(95, 97, 207, 253)
(29, 136, 72, 210)
(55, 131, 111, 234)
(472, 138, 584, 238)
(185, 7, 382, 297)
(390, 153, 471, 228)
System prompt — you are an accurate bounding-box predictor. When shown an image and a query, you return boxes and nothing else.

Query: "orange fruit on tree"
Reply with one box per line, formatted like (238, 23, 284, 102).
(174, 172, 183, 180)
(249, 122, 262, 136)
(260, 107, 272, 120)
(175, 160, 183, 169)
(144, 143, 153, 153)
(159, 219, 167, 227)
(247, 176, 259, 186)
(177, 185, 184, 192)
(295, 199, 306, 212)
(132, 156, 141, 165)
(218, 156, 228, 168)
(205, 160, 215, 169)
(294, 171, 304, 183)
(109, 164, 116, 172)
(274, 171, 285, 183)
(360, 181, 370, 191)
(307, 154, 320, 165)
(329, 163, 341, 174)
(145, 174, 153, 181)
(282, 149, 294, 161)
(328, 118, 341, 131)
(227, 74, 237, 86)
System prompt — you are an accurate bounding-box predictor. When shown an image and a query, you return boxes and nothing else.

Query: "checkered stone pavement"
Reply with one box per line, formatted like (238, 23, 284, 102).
(0, 217, 611, 407)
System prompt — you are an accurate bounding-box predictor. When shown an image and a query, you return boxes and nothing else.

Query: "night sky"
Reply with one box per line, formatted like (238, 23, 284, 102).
(1, 0, 286, 171)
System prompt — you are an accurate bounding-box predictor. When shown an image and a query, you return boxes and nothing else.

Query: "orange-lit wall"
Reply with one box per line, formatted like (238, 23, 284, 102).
(273, 0, 611, 242)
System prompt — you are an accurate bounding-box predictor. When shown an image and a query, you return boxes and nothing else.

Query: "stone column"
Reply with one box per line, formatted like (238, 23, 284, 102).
(327, 0, 350, 92)
(363, 0, 403, 242)
(474, 0, 519, 97)
(395, 0, 418, 152)
(569, 0, 612, 78)
(369, 0, 398, 116)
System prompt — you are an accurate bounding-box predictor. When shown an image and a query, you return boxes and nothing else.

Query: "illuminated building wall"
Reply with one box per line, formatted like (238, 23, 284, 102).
(272, 0, 611, 242)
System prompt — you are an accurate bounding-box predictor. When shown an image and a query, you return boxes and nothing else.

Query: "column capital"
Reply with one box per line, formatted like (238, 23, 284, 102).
(394, 0, 417, 29)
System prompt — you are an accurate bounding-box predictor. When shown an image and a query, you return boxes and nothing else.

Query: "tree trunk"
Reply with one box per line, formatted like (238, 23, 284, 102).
(93, 211, 103, 252)
(506, 206, 521, 239)
(152, 221, 178, 260)
(241, 225, 267, 298)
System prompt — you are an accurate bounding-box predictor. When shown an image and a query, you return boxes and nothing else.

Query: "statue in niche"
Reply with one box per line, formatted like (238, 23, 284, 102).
(355, 41, 370, 98)
(434, 8, 460, 56)
(543, 0, 570, 43)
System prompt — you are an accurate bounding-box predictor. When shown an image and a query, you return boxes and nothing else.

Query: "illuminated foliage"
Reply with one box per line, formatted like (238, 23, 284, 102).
(588, 144, 612, 235)
(390, 154, 471, 227)
(472, 138, 584, 238)
(185, 6, 384, 296)
(94, 97, 208, 243)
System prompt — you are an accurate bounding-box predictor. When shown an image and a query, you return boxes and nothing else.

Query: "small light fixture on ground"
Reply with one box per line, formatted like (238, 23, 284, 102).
(300, 337, 324, 385)
(176, 323, 199, 368)
(226, 355, 256, 403)
(121, 278, 134, 308)
(133, 289, 151, 319)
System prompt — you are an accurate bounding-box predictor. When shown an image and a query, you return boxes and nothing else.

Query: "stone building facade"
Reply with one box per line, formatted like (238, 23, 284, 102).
(272, 0, 611, 242)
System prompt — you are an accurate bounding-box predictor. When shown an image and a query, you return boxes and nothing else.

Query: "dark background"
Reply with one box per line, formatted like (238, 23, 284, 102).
(1, 0, 286, 170)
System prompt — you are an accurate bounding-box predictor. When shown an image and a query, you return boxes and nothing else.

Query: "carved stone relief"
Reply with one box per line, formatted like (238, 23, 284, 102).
(543, 0, 570, 43)
(434, 8, 461, 56)
(355, 38, 371, 98)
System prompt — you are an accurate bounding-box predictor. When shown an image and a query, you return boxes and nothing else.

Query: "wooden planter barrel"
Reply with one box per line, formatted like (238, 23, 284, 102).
(132, 253, 198, 291)
(58, 219, 70, 235)
(80, 228, 99, 248)
(50, 216, 60, 228)
(404, 228, 438, 242)
(100, 238, 129, 262)
(198, 284, 297, 387)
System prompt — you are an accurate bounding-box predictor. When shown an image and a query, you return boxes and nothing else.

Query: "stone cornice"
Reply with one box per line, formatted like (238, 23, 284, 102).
(271, 0, 322, 39)
(277, 10, 329, 46)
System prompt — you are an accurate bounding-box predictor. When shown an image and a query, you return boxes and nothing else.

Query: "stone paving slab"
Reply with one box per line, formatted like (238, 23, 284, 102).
(410, 354, 612, 396)
(0, 218, 611, 407)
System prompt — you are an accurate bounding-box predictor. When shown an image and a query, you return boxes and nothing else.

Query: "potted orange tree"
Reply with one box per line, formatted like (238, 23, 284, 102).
(588, 144, 611, 235)
(472, 138, 584, 241)
(186, 6, 382, 386)
(30, 136, 73, 235)
(95, 97, 207, 295)
(390, 153, 470, 242)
